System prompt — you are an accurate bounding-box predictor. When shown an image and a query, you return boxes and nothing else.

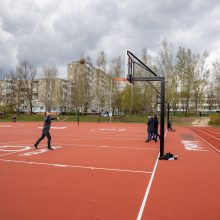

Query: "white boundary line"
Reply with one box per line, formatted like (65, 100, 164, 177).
(190, 130, 220, 154)
(136, 130, 167, 220)
(204, 128, 220, 136)
(136, 152, 160, 220)
(54, 143, 158, 151)
(0, 148, 31, 157)
(0, 158, 152, 174)
(0, 141, 158, 152)
(192, 127, 220, 141)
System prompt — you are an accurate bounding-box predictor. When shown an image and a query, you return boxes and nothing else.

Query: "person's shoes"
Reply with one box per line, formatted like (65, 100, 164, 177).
(48, 147, 54, 150)
(145, 140, 149, 142)
(34, 144, 38, 149)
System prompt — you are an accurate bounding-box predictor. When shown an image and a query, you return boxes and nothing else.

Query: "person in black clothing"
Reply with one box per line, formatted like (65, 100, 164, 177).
(34, 112, 59, 150)
(153, 114, 159, 142)
(145, 115, 154, 142)
(168, 120, 173, 131)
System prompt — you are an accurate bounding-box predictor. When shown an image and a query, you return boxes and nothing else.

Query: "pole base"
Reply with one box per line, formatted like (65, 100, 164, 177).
(159, 152, 178, 160)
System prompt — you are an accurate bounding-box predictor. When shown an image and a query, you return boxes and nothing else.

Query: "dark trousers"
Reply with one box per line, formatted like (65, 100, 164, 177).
(147, 130, 153, 141)
(35, 132, 51, 148)
(153, 131, 158, 142)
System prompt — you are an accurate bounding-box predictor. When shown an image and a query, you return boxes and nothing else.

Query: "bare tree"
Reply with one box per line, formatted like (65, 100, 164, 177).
(43, 66, 58, 111)
(175, 47, 196, 116)
(97, 51, 106, 72)
(9, 70, 24, 114)
(206, 82, 216, 113)
(71, 60, 92, 112)
(192, 52, 209, 116)
(109, 56, 123, 113)
(212, 59, 220, 110)
(157, 40, 179, 115)
(141, 48, 156, 115)
(17, 60, 37, 114)
(96, 51, 107, 112)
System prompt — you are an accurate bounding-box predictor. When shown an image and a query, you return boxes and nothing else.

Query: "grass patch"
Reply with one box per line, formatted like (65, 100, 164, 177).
(0, 113, 210, 126)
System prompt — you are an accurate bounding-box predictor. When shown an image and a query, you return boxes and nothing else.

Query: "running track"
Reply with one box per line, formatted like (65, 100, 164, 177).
(0, 122, 219, 220)
(189, 126, 220, 153)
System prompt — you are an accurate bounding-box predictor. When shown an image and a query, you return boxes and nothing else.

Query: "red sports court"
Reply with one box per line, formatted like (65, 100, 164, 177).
(0, 122, 219, 219)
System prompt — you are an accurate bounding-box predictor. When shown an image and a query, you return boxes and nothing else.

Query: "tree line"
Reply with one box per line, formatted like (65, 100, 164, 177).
(1, 39, 220, 116)
(102, 40, 220, 116)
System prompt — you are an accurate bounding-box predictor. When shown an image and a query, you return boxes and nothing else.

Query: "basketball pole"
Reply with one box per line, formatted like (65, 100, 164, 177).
(160, 78, 165, 157)
(109, 79, 112, 123)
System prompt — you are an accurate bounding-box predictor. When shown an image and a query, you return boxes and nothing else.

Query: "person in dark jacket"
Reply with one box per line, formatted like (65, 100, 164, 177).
(153, 114, 159, 142)
(145, 115, 154, 142)
(34, 112, 59, 150)
(168, 120, 173, 131)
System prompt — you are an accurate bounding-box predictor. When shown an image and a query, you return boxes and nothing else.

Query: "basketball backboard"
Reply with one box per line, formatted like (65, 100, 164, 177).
(125, 50, 157, 83)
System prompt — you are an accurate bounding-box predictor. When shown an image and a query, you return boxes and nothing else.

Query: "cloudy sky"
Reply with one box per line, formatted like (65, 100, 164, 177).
(0, 0, 220, 78)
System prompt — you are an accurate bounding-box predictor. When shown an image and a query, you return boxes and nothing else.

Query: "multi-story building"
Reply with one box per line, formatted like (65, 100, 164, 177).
(0, 80, 6, 106)
(172, 97, 220, 114)
(0, 77, 72, 113)
(67, 60, 113, 113)
(30, 78, 72, 113)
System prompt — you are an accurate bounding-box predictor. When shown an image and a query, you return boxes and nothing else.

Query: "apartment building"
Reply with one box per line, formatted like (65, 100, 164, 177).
(27, 78, 72, 113)
(0, 77, 72, 113)
(67, 60, 113, 113)
(175, 97, 220, 113)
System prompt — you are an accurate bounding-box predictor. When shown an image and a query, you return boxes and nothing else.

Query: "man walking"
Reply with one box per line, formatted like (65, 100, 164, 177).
(34, 112, 59, 150)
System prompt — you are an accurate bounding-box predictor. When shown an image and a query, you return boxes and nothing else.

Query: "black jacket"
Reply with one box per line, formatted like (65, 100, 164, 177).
(153, 118, 159, 132)
(42, 115, 57, 133)
(147, 118, 154, 132)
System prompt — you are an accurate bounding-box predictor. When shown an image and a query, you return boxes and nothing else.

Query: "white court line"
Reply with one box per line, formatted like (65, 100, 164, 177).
(54, 143, 158, 151)
(204, 128, 220, 136)
(136, 130, 167, 220)
(0, 158, 152, 174)
(190, 130, 220, 154)
(0, 151, 27, 157)
(0, 142, 158, 159)
(0, 140, 158, 151)
(192, 127, 220, 141)
(0, 146, 31, 157)
(137, 152, 160, 220)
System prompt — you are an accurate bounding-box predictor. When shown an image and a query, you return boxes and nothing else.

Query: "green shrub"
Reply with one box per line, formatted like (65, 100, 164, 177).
(209, 114, 220, 126)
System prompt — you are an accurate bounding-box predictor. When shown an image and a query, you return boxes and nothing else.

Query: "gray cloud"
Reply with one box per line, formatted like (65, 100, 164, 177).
(0, 0, 220, 78)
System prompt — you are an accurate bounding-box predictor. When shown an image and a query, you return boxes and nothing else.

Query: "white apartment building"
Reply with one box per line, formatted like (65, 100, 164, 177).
(0, 77, 72, 113)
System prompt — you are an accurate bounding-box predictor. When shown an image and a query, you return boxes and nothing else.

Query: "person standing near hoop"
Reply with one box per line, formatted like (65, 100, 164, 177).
(153, 114, 159, 142)
(34, 112, 59, 150)
(145, 115, 153, 142)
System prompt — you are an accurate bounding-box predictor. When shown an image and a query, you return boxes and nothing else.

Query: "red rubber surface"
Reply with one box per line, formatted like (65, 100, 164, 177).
(0, 122, 219, 219)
